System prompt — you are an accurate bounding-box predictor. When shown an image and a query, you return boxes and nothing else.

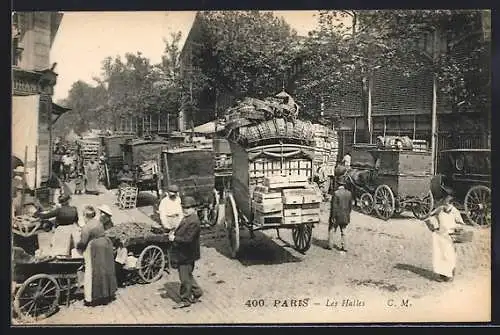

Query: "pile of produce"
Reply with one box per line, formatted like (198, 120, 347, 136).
(105, 221, 166, 247)
(225, 91, 316, 147)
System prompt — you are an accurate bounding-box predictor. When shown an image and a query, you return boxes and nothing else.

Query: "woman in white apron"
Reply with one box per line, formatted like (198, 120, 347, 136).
(426, 191, 464, 282)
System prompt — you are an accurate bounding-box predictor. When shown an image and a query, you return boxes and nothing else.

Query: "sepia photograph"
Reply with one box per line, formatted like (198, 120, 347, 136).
(10, 9, 491, 325)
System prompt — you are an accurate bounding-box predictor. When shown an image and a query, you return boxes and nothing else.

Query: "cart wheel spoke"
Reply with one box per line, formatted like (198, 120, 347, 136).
(465, 186, 491, 227)
(137, 245, 165, 283)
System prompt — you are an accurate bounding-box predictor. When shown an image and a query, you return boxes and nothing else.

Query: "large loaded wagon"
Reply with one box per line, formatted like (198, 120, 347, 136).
(340, 136, 434, 220)
(121, 137, 169, 197)
(433, 149, 491, 226)
(223, 92, 322, 258)
(160, 147, 219, 227)
(100, 134, 135, 189)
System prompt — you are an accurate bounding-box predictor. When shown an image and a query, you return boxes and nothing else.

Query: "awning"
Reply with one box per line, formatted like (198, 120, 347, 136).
(192, 121, 217, 134)
(52, 102, 71, 116)
(12, 156, 24, 169)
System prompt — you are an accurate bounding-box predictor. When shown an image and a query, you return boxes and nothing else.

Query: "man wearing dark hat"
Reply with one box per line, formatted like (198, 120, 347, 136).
(158, 184, 183, 231)
(327, 176, 353, 252)
(169, 196, 203, 309)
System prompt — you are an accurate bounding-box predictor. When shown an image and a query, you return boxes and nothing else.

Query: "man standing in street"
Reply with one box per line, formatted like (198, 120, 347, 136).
(328, 177, 353, 253)
(158, 184, 183, 231)
(169, 196, 203, 309)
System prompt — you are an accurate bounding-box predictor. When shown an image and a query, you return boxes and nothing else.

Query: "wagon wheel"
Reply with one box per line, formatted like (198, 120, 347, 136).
(374, 185, 395, 221)
(104, 163, 111, 189)
(292, 224, 313, 253)
(13, 274, 60, 321)
(359, 192, 374, 215)
(208, 189, 220, 227)
(137, 245, 166, 283)
(464, 185, 491, 227)
(224, 192, 240, 258)
(412, 190, 434, 220)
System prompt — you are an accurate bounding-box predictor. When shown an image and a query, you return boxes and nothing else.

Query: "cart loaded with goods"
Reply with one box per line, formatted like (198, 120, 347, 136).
(223, 91, 322, 258)
(12, 218, 84, 323)
(105, 221, 170, 284)
(338, 139, 435, 220)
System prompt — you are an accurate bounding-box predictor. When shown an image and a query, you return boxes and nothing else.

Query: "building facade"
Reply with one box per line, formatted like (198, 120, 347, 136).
(12, 12, 69, 191)
(329, 12, 491, 173)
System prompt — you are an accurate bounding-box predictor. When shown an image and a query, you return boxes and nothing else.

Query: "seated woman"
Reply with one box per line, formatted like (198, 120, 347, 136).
(37, 194, 80, 256)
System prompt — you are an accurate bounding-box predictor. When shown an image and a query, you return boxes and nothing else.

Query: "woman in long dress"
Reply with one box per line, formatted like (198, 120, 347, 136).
(77, 206, 117, 306)
(84, 159, 100, 195)
(426, 192, 464, 282)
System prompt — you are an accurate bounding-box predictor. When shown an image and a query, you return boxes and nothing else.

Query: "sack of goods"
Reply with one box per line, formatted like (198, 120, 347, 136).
(252, 175, 322, 226)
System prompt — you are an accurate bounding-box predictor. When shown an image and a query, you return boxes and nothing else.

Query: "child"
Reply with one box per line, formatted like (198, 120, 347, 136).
(74, 173, 84, 194)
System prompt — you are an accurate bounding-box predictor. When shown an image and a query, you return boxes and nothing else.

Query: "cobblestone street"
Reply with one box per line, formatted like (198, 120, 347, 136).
(14, 182, 490, 325)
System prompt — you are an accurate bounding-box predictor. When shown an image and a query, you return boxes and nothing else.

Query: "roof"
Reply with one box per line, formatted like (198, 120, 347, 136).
(52, 102, 71, 116)
(192, 121, 218, 134)
(126, 139, 168, 146)
(440, 148, 491, 153)
(164, 147, 213, 154)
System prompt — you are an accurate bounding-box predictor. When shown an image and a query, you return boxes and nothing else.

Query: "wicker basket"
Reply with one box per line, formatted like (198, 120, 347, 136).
(450, 229, 474, 243)
(275, 118, 287, 137)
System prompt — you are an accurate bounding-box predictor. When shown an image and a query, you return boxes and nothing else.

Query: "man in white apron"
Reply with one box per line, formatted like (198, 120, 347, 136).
(158, 184, 183, 231)
(426, 191, 464, 282)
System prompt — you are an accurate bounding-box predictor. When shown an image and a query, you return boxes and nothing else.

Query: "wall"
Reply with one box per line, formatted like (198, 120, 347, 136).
(17, 12, 53, 71)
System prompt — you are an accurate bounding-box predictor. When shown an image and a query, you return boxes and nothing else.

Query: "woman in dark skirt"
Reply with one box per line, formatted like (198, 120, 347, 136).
(77, 206, 117, 306)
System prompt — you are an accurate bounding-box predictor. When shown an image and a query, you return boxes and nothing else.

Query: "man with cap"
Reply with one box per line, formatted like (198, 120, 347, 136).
(169, 196, 203, 309)
(327, 176, 353, 253)
(97, 204, 114, 231)
(158, 184, 183, 231)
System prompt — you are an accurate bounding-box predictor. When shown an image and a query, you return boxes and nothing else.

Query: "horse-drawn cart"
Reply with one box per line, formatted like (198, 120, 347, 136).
(343, 139, 434, 220)
(101, 134, 135, 189)
(435, 148, 491, 226)
(122, 138, 169, 197)
(160, 147, 219, 227)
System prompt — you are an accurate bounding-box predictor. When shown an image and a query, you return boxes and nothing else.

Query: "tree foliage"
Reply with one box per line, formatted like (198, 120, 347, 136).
(190, 11, 301, 100)
(295, 9, 490, 121)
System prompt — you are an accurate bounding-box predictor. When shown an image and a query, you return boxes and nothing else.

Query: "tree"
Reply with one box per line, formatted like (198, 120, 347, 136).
(297, 10, 490, 119)
(188, 11, 302, 111)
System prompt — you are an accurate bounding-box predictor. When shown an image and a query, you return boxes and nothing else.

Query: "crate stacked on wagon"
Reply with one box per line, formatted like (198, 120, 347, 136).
(223, 91, 322, 258)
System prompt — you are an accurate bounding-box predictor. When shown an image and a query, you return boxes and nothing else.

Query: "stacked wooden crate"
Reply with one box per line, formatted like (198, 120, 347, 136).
(312, 123, 339, 175)
(252, 175, 322, 226)
(78, 140, 101, 164)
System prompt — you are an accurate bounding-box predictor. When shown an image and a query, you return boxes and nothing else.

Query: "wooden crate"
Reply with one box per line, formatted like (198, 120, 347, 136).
(263, 175, 289, 188)
(283, 216, 302, 225)
(301, 207, 320, 216)
(283, 207, 302, 217)
(252, 200, 283, 213)
(282, 189, 304, 205)
(253, 191, 282, 202)
(301, 214, 320, 223)
(253, 211, 282, 226)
